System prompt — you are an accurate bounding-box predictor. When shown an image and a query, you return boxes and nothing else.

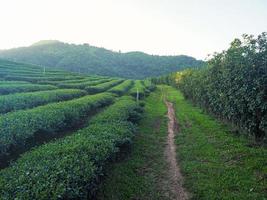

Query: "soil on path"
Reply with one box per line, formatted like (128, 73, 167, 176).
(165, 101, 189, 200)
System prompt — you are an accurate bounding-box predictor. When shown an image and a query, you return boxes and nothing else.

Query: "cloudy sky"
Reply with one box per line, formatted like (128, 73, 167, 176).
(0, 0, 266, 59)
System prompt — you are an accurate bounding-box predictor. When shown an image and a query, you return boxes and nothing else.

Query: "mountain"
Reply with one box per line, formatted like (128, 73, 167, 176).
(0, 40, 204, 79)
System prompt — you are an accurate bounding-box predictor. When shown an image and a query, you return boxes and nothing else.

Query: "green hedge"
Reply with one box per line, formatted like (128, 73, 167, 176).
(0, 96, 142, 199)
(1, 71, 74, 77)
(143, 80, 156, 92)
(0, 81, 30, 85)
(0, 93, 115, 158)
(167, 33, 267, 140)
(86, 79, 123, 94)
(129, 80, 146, 99)
(0, 89, 87, 114)
(0, 84, 57, 95)
(37, 77, 100, 85)
(108, 80, 133, 95)
(57, 79, 111, 89)
(4, 75, 79, 83)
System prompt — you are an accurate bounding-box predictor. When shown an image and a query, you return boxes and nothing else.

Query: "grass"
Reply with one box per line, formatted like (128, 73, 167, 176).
(162, 85, 267, 200)
(97, 85, 266, 199)
(97, 87, 177, 200)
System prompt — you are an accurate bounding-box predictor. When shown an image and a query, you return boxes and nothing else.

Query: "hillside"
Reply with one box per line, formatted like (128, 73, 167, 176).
(0, 40, 203, 79)
(0, 35, 266, 200)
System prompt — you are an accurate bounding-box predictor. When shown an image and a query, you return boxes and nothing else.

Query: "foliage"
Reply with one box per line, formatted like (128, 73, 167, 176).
(4, 75, 81, 83)
(151, 72, 179, 86)
(0, 59, 85, 83)
(37, 77, 102, 85)
(0, 41, 204, 79)
(155, 33, 267, 140)
(0, 83, 57, 95)
(129, 80, 146, 99)
(108, 80, 134, 95)
(57, 79, 112, 89)
(164, 85, 267, 199)
(143, 79, 156, 92)
(0, 81, 30, 85)
(0, 89, 86, 114)
(128, 80, 155, 100)
(97, 87, 171, 200)
(0, 93, 115, 157)
(86, 80, 123, 94)
(0, 96, 143, 199)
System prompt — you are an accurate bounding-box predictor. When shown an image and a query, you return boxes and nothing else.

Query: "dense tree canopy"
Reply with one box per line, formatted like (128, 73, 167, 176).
(153, 33, 267, 141)
(0, 40, 203, 79)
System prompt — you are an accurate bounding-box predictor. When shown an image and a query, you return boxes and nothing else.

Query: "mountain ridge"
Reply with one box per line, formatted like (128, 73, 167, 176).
(0, 40, 204, 79)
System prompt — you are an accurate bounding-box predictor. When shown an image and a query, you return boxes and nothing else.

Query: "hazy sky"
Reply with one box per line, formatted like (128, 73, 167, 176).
(0, 0, 266, 59)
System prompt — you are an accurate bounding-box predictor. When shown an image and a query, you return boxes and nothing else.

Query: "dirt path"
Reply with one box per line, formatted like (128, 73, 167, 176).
(165, 101, 189, 200)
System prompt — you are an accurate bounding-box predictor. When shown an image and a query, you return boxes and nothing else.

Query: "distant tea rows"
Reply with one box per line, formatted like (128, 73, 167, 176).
(0, 59, 156, 199)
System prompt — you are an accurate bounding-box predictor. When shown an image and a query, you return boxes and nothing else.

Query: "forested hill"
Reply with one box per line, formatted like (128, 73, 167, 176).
(0, 40, 203, 79)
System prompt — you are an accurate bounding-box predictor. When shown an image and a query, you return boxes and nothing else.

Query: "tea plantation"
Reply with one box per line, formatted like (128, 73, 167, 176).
(0, 59, 155, 199)
(0, 54, 266, 200)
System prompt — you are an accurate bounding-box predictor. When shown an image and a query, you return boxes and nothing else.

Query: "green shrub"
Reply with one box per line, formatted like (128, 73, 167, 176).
(0, 92, 115, 157)
(0, 96, 142, 199)
(0, 81, 30, 85)
(4, 75, 79, 83)
(57, 79, 111, 89)
(108, 80, 133, 95)
(143, 80, 156, 92)
(86, 79, 123, 94)
(37, 77, 101, 85)
(129, 80, 146, 99)
(0, 84, 57, 95)
(159, 33, 267, 141)
(0, 89, 87, 114)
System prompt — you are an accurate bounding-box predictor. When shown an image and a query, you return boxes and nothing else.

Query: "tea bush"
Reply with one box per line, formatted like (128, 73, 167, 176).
(0, 96, 142, 199)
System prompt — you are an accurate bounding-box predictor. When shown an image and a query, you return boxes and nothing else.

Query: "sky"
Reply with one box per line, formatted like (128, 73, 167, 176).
(0, 0, 266, 60)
